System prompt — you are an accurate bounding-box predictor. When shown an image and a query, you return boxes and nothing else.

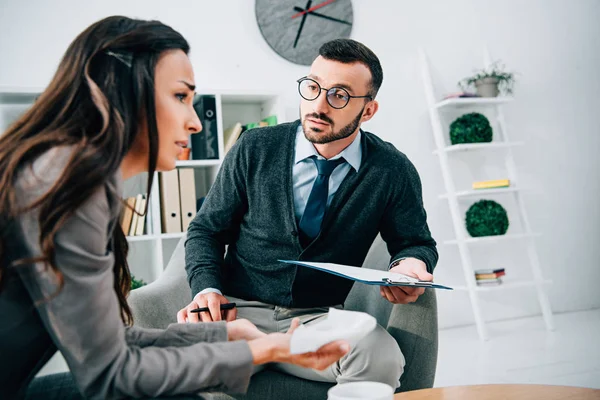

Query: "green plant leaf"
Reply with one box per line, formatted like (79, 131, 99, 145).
(449, 112, 493, 145)
(131, 275, 147, 290)
(465, 199, 509, 237)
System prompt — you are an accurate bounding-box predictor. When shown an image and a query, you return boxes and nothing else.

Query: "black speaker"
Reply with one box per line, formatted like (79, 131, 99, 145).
(191, 95, 219, 160)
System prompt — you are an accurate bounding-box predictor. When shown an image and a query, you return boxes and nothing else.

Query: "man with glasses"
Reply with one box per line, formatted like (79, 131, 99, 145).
(179, 39, 438, 390)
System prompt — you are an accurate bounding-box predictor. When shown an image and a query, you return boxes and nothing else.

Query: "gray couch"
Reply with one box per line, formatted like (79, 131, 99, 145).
(128, 235, 438, 399)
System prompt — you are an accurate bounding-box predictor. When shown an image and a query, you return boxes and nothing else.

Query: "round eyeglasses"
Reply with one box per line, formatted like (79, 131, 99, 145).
(297, 77, 373, 109)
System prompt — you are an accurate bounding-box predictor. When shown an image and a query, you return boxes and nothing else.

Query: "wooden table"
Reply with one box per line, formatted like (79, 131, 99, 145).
(394, 384, 600, 399)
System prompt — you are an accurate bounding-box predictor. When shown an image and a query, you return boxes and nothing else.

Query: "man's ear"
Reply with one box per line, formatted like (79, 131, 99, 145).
(361, 100, 379, 123)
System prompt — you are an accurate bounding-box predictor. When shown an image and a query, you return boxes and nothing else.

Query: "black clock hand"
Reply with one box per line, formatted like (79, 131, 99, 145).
(293, 0, 312, 48)
(293, 6, 352, 25)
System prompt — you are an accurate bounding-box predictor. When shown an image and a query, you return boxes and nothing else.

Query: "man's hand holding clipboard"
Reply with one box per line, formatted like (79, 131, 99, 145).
(383, 257, 433, 304)
(279, 259, 452, 305)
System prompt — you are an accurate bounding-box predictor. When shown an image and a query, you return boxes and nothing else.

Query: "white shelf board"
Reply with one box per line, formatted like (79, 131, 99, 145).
(127, 235, 158, 242)
(444, 232, 541, 245)
(176, 159, 221, 168)
(159, 232, 186, 240)
(0, 87, 42, 104)
(219, 90, 281, 104)
(453, 279, 552, 292)
(0, 86, 44, 92)
(434, 96, 513, 110)
(434, 142, 524, 154)
(439, 187, 521, 199)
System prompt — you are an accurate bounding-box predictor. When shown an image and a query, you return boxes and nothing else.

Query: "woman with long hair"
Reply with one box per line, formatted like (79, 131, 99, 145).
(0, 16, 348, 400)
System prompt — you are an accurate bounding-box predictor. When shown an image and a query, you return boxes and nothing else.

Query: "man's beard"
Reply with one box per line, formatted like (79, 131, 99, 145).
(302, 107, 364, 145)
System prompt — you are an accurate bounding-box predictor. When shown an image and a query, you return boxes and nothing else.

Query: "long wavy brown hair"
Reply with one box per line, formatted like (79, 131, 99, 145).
(0, 16, 189, 325)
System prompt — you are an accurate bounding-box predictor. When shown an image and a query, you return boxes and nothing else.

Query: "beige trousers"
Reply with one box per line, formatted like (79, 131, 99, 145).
(226, 295, 405, 389)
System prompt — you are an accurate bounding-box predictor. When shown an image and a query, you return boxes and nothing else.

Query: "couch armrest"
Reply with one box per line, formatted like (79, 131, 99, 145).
(128, 235, 191, 329)
(386, 289, 438, 391)
(128, 272, 191, 329)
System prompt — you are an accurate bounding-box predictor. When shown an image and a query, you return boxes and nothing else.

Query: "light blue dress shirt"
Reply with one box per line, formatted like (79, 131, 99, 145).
(292, 124, 362, 223)
(198, 124, 363, 297)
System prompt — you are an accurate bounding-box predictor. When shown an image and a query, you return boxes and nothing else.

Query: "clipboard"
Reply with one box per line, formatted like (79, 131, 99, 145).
(279, 260, 453, 290)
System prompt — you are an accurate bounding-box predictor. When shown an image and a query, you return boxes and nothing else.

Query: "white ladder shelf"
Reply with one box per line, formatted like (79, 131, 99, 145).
(419, 48, 554, 340)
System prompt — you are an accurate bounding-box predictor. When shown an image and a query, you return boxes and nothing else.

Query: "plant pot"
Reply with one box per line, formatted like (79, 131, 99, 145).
(475, 77, 499, 97)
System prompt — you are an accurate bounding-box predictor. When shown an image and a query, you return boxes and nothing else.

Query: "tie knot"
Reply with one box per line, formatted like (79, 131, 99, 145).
(312, 157, 345, 177)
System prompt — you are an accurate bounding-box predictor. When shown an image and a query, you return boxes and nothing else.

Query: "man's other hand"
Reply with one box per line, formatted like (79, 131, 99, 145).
(177, 292, 237, 323)
(380, 258, 432, 304)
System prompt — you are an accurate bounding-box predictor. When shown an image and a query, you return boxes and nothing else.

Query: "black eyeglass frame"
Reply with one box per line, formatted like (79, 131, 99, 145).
(296, 77, 373, 109)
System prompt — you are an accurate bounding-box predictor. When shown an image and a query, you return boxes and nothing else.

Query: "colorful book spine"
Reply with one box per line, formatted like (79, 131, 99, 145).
(472, 179, 510, 190)
(475, 271, 506, 280)
(476, 278, 503, 286)
(474, 268, 505, 275)
(474, 268, 506, 285)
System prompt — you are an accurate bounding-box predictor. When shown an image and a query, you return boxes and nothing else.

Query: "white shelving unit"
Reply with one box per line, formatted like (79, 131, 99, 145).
(419, 50, 554, 340)
(434, 96, 513, 109)
(452, 279, 553, 292)
(433, 141, 525, 154)
(175, 159, 221, 168)
(124, 90, 286, 284)
(0, 86, 286, 285)
(439, 186, 522, 199)
(443, 232, 542, 246)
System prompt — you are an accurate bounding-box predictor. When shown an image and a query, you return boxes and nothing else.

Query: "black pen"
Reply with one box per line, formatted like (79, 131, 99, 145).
(190, 303, 237, 314)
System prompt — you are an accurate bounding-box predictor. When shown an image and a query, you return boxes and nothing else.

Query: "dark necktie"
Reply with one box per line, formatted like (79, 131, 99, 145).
(298, 156, 345, 242)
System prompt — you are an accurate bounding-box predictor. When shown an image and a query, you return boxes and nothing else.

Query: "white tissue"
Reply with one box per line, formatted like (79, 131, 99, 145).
(289, 308, 377, 354)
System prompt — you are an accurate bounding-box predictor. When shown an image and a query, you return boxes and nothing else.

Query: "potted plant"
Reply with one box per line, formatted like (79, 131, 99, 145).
(131, 275, 147, 290)
(459, 61, 516, 97)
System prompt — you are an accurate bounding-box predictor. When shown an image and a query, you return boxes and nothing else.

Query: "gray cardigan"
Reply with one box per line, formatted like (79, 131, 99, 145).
(0, 147, 253, 399)
(186, 120, 438, 308)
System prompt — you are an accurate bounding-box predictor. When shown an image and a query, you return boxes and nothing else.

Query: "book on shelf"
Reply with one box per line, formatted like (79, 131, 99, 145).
(129, 195, 140, 236)
(133, 195, 147, 236)
(191, 95, 219, 160)
(178, 168, 197, 232)
(261, 115, 278, 126)
(475, 271, 505, 280)
(159, 168, 201, 234)
(159, 170, 182, 234)
(472, 179, 510, 190)
(120, 197, 136, 234)
(474, 268, 505, 275)
(120, 194, 147, 237)
(223, 122, 243, 155)
(441, 92, 480, 100)
(476, 278, 503, 286)
(223, 115, 278, 156)
(177, 147, 191, 161)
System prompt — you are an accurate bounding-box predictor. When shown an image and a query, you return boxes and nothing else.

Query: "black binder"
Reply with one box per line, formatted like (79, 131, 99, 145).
(191, 95, 219, 160)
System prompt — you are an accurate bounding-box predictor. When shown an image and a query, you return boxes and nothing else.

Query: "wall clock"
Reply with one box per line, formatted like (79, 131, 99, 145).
(255, 0, 353, 66)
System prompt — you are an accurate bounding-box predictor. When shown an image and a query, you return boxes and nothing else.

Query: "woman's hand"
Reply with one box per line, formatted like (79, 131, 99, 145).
(247, 318, 350, 370)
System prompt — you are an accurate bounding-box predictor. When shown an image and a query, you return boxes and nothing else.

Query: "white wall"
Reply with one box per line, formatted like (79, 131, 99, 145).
(2, 0, 599, 330)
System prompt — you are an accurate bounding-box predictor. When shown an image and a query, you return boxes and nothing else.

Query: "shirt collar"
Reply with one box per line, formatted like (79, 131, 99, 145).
(294, 124, 362, 171)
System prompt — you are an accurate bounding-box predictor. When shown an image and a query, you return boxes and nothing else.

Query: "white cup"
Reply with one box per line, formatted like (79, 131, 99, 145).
(327, 381, 394, 400)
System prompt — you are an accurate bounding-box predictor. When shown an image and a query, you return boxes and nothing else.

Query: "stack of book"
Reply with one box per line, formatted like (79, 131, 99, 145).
(474, 268, 505, 286)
